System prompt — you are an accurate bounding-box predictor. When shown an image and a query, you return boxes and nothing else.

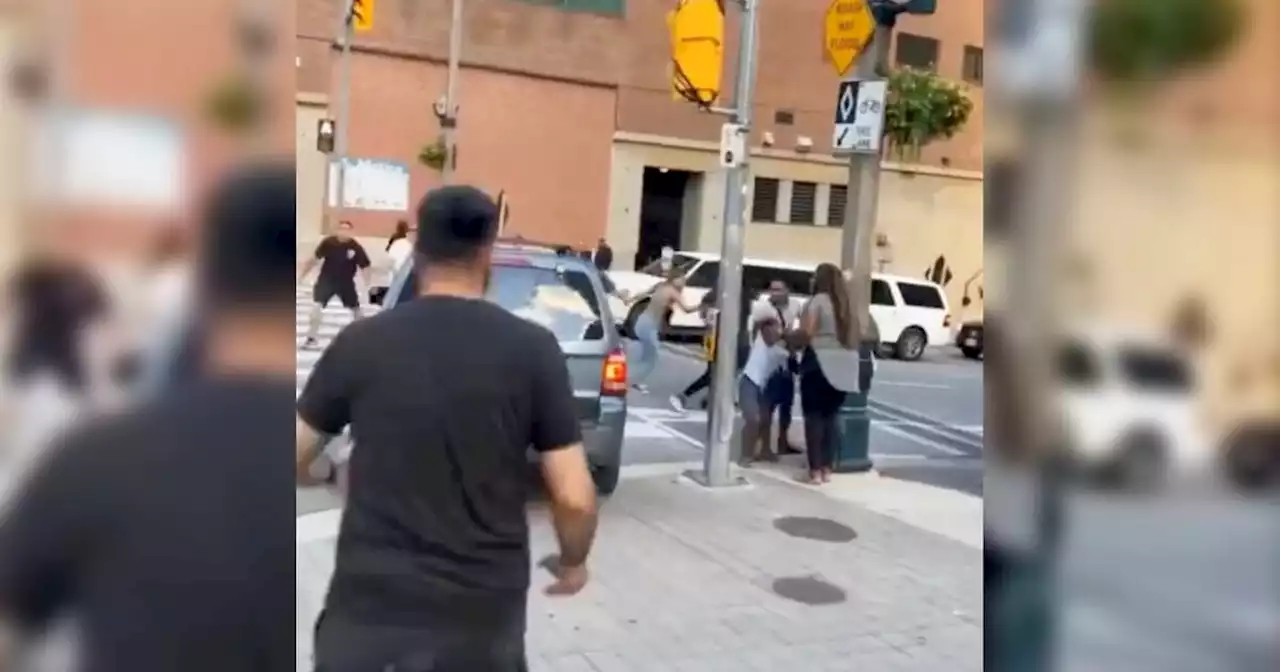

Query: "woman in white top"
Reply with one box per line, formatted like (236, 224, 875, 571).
(374, 220, 414, 304)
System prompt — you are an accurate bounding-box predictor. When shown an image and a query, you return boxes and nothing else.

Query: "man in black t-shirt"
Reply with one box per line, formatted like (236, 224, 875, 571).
(0, 163, 296, 672)
(298, 219, 372, 349)
(295, 185, 600, 671)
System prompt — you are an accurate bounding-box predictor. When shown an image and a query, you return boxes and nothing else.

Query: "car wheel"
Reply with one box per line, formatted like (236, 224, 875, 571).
(960, 344, 983, 360)
(894, 327, 927, 361)
(1223, 423, 1280, 492)
(592, 463, 621, 495)
(625, 301, 649, 338)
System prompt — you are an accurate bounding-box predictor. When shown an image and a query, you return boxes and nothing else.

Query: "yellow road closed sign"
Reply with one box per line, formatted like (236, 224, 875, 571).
(824, 0, 875, 76)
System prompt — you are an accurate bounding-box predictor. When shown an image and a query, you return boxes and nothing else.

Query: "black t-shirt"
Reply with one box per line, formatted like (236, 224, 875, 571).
(0, 376, 294, 672)
(6, 261, 106, 368)
(297, 295, 582, 628)
(315, 236, 371, 286)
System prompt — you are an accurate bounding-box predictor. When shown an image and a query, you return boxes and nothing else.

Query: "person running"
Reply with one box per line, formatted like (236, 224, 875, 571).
(298, 219, 371, 349)
(295, 185, 600, 671)
(757, 279, 802, 455)
(630, 272, 698, 393)
(669, 283, 750, 412)
(0, 162, 296, 671)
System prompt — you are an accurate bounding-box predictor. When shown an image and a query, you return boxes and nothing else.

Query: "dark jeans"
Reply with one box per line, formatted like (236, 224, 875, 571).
(764, 369, 795, 432)
(802, 411, 838, 472)
(800, 349, 844, 472)
(681, 342, 749, 401)
(681, 362, 712, 399)
(314, 611, 527, 672)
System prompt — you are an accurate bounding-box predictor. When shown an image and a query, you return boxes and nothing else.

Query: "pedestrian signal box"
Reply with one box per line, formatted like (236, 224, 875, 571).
(317, 119, 336, 153)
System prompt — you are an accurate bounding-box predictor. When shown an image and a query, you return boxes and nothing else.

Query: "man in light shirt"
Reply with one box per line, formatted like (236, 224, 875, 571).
(754, 280, 802, 455)
(738, 309, 789, 466)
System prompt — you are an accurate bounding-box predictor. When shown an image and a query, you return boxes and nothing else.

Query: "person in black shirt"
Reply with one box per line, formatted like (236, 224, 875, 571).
(592, 237, 613, 271)
(296, 185, 599, 672)
(298, 219, 372, 349)
(0, 162, 297, 672)
(4, 249, 108, 398)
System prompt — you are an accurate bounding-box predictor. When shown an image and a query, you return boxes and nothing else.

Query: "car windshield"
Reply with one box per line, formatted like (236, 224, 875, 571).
(1117, 346, 1192, 391)
(487, 264, 605, 342)
(639, 253, 700, 278)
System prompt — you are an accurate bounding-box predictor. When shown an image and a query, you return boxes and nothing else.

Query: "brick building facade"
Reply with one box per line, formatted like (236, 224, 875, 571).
(295, 0, 986, 309)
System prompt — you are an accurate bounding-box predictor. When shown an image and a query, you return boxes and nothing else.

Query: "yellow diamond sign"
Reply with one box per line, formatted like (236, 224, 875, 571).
(824, 0, 875, 77)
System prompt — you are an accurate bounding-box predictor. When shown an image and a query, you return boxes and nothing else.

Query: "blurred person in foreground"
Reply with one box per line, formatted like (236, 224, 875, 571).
(0, 163, 296, 671)
(296, 185, 599, 671)
(298, 219, 372, 350)
(790, 263, 861, 484)
(119, 223, 196, 396)
(1, 231, 113, 456)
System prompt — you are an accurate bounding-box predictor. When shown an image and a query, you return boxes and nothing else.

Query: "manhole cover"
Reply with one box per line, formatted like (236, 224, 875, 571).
(774, 516, 857, 542)
(771, 576, 847, 606)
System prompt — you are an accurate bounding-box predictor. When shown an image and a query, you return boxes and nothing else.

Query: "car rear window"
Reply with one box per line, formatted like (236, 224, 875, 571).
(487, 264, 606, 342)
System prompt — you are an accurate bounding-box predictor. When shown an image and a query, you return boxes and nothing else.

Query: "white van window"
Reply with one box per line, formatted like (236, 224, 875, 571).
(1058, 341, 1101, 386)
(897, 281, 946, 309)
(1118, 346, 1191, 391)
(685, 260, 720, 288)
(640, 254, 699, 277)
(871, 279, 895, 306)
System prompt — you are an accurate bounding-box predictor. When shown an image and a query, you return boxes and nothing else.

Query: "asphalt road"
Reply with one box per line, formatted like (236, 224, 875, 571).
(636, 341, 985, 497)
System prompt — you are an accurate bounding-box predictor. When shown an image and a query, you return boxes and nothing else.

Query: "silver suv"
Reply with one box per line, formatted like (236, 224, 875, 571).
(384, 242, 628, 493)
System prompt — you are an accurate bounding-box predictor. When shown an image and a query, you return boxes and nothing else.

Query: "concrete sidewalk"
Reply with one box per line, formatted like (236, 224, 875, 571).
(296, 471, 982, 671)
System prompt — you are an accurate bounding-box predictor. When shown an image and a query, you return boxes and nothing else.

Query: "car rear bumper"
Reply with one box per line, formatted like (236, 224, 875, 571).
(525, 398, 626, 469)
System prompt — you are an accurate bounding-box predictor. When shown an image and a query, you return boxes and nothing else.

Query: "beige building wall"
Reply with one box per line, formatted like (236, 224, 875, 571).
(609, 134, 984, 316)
(1063, 122, 1280, 426)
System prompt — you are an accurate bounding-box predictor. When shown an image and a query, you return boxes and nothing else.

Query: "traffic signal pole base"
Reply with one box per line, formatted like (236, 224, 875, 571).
(682, 469, 751, 489)
(833, 342, 878, 474)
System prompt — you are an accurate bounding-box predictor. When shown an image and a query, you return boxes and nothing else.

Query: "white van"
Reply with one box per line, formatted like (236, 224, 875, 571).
(605, 251, 952, 360)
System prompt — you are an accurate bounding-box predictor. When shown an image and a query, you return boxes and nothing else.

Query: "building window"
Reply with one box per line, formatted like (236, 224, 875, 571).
(789, 181, 817, 224)
(895, 33, 939, 71)
(827, 184, 848, 225)
(774, 109, 795, 125)
(751, 177, 779, 222)
(962, 45, 983, 84)
(516, 0, 625, 16)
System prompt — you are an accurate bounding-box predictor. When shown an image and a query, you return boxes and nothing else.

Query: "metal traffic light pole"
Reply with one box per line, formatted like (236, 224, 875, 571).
(694, 0, 760, 488)
(330, 0, 356, 234)
(438, 0, 464, 183)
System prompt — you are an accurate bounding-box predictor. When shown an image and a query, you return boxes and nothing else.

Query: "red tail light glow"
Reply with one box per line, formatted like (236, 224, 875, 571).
(602, 349, 628, 395)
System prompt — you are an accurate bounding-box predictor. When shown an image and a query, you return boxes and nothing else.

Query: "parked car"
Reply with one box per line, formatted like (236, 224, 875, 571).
(605, 251, 952, 361)
(1056, 328, 1210, 490)
(955, 320, 984, 359)
(383, 241, 628, 493)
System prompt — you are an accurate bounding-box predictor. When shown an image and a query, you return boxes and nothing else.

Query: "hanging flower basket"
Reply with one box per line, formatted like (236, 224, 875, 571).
(418, 138, 449, 172)
(1088, 0, 1244, 89)
(205, 74, 262, 134)
(883, 67, 973, 162)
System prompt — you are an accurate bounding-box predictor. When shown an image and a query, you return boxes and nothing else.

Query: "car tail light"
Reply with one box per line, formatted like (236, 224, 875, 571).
(602, 349, 628, 395)
(943, 313, 952, 328)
